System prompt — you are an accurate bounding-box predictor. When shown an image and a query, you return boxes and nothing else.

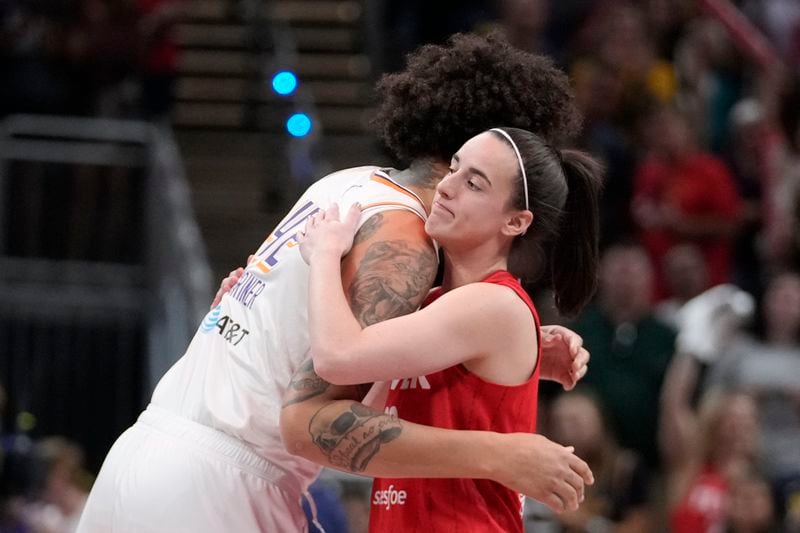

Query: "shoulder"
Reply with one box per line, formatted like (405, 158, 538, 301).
(431, 282, 534, 325)
(322, 165, 382, 181)
(349, 210, 435, 274)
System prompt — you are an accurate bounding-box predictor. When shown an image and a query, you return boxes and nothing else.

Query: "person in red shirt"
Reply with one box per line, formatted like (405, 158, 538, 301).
(661, 349, 760, 532)
(135, 0, 185, 119)
(633, 105, 742, 299)
(285, 127, 602, 531)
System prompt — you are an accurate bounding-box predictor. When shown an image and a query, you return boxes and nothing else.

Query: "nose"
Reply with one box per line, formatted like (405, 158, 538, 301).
(436, 173, 456, 199)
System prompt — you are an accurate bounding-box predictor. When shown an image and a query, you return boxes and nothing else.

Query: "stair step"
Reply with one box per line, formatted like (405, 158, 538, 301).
(296, 53, 370, 79)
(177, 24, 359, 52)
(179, 50, 370, 79)
(176, 23, 248, 49)
(294, 27, 361, 51)
(186, 0, 362, 25)
(176, 77, 372, 105)
(175, 102, 373, 132)
(174, 102, 244, 127)
(176, 130, 285, 156)
(185, 0, 230, 21)
(269, 1, 362, 25)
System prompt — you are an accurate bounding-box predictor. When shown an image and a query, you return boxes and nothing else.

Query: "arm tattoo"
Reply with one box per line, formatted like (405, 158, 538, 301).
(353, 213, 384, 245)
(283, 359, 330, 407)
(282, 235, 431, 467)
(283, 359, 371, 407)
(309, 401, 402, 472)
(348, 240, 437, 327)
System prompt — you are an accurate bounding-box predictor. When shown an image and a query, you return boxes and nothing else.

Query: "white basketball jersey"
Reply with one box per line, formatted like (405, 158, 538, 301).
(151, 166, 428, 491)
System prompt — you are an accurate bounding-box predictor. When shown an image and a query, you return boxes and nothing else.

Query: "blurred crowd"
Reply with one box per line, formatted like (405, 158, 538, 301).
(1, 385, 92, 533)
(481, 1, 800, 531)
(3, 0, 800, 531)
(385, 1, 800, 531)
(0, 0, 185, 122)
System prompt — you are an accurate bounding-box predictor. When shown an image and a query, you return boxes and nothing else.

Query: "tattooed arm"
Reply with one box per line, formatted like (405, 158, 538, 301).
(281, 358, 593, 513)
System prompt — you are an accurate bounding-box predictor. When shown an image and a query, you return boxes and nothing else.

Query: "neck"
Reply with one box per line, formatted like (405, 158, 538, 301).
(388, 158, 448, 212)
(440, 240, 510, 291)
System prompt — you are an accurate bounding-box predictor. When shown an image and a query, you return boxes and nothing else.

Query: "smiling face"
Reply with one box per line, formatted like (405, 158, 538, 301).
(425, 131, 531, 252)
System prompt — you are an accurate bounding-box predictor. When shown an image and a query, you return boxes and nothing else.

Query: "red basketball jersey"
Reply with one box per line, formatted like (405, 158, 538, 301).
(369, 270, 541, 532)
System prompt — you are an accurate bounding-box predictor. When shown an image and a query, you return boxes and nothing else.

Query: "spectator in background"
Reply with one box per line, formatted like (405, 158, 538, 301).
(771, 76, 800, 271)
(722, 468, 780, 533)
(536, 387, 653, 533)
(571, 58, 637, 248)
(703, 272, 800, 531)
(0, 1, 83, 117)
(673, 18, 745, 152)
(572, 3, 676, 106)
(135, 0, 186, 122)
(570, 243, 675, 468)
(18, 437, 89, 533)
(564, 4, 678, 250)
(662, 290, 765, 533)
(632, 105, 742, 299)
(492, 0, 556, 58)
(67, 0, 139, 117)
(742, 0, 800, 67)
(656, 243, 710, 328)
(724, 98, 783, 296)
(661, 378, 761, 533)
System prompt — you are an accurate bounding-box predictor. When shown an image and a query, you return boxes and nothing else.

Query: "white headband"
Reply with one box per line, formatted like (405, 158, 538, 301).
(490, 128, 529, 211)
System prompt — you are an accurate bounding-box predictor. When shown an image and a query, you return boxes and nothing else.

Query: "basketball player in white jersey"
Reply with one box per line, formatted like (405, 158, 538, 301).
(77, 34, 592, 532)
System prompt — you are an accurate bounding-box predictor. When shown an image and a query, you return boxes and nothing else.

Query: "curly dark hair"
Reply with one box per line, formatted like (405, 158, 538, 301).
(374, 33, 581, 164)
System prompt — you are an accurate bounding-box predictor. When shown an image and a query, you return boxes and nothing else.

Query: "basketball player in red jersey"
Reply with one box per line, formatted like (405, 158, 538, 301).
(291, 127, 602, 531)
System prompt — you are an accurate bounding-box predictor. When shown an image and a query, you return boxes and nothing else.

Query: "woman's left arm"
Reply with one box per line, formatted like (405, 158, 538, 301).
(300, 205, 519, 385)
(310, 245, 512, 384)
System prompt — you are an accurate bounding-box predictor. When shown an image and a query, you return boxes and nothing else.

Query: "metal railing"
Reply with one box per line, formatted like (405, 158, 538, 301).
(0, 114, 211, 469)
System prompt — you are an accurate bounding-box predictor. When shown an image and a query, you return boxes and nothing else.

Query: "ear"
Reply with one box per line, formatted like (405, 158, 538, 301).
(502, 210, 534, 238)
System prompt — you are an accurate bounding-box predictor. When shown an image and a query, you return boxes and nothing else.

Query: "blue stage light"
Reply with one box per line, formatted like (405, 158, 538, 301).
(272, 71, 298, 95)
(286, 113, 312, 137)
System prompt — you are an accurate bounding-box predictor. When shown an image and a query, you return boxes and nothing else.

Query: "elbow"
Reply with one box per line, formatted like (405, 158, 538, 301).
(311, 346, 358, 385)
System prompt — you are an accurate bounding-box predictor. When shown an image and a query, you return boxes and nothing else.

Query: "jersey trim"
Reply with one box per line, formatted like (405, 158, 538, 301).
(372, 170, 428, 217)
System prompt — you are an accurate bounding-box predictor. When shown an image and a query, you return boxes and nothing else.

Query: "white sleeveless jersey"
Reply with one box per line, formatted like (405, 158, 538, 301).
(151, 166, 428, 492)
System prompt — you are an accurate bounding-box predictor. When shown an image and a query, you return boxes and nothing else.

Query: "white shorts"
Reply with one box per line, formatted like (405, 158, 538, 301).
(76, 404, 309, 533)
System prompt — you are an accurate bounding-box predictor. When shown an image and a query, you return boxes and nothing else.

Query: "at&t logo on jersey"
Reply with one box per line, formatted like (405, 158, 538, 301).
(198, 305, 250, 346)
(200, 305, 222, 333)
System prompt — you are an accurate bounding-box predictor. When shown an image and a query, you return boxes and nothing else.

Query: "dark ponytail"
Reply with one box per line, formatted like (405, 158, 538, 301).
(490, 128, 602, 317)
(550, 149, 602, 316)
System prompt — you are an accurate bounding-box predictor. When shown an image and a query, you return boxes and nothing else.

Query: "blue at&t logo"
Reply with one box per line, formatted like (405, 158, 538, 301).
(200, 305, 222, 333)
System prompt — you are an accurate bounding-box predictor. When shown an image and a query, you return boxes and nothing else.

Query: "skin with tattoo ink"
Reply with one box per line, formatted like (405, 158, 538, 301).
(348, 240, 437, 326)
(308, 402, 403, 472)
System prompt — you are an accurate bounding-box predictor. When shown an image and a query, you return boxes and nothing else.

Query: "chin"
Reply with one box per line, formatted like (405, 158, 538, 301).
(424, 219, 443, 239)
